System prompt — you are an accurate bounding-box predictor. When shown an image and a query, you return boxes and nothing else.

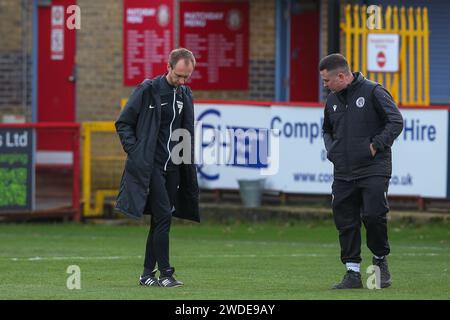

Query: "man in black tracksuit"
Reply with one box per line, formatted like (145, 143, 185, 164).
(115, 48, 200, 288)
(319, 54, 403, 289)
(142, 69, 184, 286)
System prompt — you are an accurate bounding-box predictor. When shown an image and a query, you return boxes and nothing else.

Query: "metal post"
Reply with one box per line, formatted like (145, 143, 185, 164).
(327, 0, 340, 54)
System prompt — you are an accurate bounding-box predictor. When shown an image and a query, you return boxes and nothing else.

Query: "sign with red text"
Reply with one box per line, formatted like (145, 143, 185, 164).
(180, 2, 249, 90)
(367, 33, 399, 72)
(123, 0, 173, 86)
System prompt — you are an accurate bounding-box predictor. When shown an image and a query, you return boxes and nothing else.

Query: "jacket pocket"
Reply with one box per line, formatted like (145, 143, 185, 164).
(125, 157, 139, 178)
(125, 140, 145, 178)
(128, 140, 141, 155)
(350, 138, 373, 167)
(327, 140, 339, 163)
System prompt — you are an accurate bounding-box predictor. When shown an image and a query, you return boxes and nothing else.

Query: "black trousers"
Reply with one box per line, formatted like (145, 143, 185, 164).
(144, 167, 179, 273)
(331, 176, 391, 264)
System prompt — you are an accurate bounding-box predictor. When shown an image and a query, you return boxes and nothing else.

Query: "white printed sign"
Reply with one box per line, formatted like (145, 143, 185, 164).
(51, 6, 64, 26)
(367, 34, 399, 72)
(51, 6, 64, 60)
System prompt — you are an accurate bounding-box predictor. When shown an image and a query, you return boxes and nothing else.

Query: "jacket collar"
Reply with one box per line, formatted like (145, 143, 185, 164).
(335, 72, 365, 101)
(347, 72, 365, 91)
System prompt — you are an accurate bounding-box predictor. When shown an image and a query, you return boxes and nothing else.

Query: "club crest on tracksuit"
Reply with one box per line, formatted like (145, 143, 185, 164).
(356, 97, 365, 108)
(177, 100, 183, 114)
(332, 104, 337, 112)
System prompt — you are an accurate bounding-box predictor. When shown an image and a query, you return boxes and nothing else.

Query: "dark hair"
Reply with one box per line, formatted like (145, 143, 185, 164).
(319, 53, 350, 73)
(168, 48, 196, 68)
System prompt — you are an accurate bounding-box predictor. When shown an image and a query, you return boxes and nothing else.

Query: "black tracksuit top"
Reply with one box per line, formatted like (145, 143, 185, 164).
(322, 72, 404, 181)
(154, 77, 184, 171)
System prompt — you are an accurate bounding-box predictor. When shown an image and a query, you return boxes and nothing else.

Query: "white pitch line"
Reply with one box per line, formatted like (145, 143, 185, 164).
(196, 253, 327, 258)
(194, 239, 449, 251)
(6, 252, 448, 262)
(195, 252, 449, 258)
(8, 255, 142, 262)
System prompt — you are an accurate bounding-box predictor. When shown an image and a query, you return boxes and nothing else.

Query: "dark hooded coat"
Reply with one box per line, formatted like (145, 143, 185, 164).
(114, 76, 200, 222)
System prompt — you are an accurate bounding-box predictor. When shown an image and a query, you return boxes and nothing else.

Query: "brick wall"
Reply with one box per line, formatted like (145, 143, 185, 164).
(75, 0, 277, 196)
(0, 0, 281, 204)
(194, 0, 276, 100)
(76, 0, 277, 124)
(76, 0, 126, 122)
(249, 0, 275, 101)
(61, 1, 277, 191)
(320, 0, 328, 57)
(0, 0, 32, 121)
(0, 0, 337, 211)
(319, 0, 328, 101)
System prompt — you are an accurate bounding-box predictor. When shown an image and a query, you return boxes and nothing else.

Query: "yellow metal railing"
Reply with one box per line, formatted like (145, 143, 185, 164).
(82, 121, 119, 217)
(121, 98, 128, 110)
(341, 4, 430, 106)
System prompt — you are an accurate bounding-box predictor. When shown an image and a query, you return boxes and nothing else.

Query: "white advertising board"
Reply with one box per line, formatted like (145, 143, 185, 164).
(269, 105, 333, 193)
(195, 103, 449, 198)
(194, 103, 273, 190)
(389, 109, 448, 197)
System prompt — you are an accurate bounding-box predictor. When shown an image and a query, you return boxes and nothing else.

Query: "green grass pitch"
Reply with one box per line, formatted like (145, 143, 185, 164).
(0, 220, 448, 299)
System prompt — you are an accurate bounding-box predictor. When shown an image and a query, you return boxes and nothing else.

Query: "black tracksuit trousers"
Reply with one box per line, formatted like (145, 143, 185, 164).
(331, 176, 391, 264)
(143, 167, 179, 273)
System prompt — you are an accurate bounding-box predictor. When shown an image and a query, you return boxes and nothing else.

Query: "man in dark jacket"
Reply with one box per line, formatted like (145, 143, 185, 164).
(319, 53, 403, 289)
(115, 48, 200, 288)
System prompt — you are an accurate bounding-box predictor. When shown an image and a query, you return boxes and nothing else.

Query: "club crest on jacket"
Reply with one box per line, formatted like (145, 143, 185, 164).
(356, 97, 365, 108)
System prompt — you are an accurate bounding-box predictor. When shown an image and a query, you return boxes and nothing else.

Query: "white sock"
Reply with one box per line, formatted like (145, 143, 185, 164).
(346, 263, 360, 273)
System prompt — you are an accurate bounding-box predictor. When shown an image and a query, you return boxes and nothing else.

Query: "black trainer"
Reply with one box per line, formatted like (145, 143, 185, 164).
(332, 270, 363, 289)
(372, 256, 392, 288)
(158, 267, 184, 288)
(139, 269, 159, 287)
(139, 275, 160, 287)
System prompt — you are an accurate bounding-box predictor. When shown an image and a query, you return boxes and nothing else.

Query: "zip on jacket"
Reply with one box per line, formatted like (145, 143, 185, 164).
(164, 88, 177, 171)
